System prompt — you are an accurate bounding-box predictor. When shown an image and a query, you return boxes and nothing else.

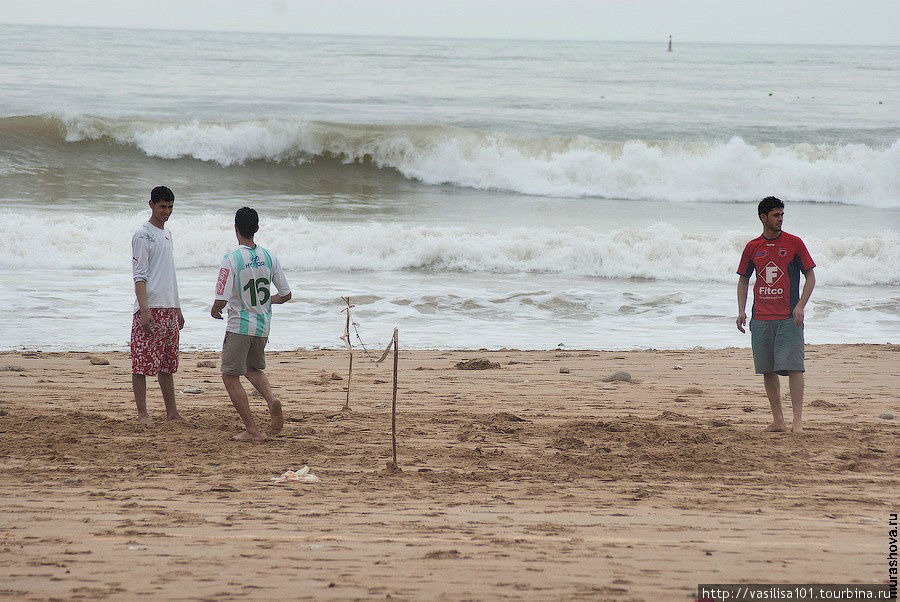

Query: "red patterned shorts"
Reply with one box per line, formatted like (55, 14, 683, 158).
(131, 308, 180, 375)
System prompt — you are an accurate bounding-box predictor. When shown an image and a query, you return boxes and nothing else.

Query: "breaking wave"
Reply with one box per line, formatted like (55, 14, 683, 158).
(2, 114, 898, 206)
(2, 210, 897, 287)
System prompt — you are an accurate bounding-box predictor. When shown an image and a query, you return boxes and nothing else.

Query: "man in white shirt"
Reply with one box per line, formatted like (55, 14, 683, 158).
(131, 186, 185, 425)
(212, 207, 291, 442)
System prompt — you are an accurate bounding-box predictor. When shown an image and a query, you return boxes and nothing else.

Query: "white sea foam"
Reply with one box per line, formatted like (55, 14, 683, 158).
(4, 210, 897, 287)
(56, 116, 900, 207)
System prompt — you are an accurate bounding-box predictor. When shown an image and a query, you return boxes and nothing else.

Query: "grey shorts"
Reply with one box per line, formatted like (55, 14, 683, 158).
(750, 318, 804, 375)
(221, 332, 267, 376)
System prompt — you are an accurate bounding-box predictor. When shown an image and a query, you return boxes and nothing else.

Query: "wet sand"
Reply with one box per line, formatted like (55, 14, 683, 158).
(0, 345, 897, 600)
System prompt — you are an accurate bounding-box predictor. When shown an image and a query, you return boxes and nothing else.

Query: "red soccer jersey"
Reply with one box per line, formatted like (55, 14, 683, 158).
(737, 231, 815, 320)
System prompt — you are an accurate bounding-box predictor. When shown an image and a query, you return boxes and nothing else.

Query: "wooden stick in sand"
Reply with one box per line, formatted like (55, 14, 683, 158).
(391, 327, 399, 466)
(340, 296, 354, 412)
(376, 327, 401, 471)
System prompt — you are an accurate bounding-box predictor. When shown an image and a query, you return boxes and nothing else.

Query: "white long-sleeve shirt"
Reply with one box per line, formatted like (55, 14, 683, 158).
(131, 222, 180, 313)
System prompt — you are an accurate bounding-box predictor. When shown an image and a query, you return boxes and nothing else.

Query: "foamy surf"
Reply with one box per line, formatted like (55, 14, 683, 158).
(2, 210, 897, 287)
(4, 115, 899, 207)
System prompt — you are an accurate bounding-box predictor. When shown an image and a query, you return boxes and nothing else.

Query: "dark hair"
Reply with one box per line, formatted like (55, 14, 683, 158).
(150, 186, 174, 204)
(235, 207, 259, 239)
(758, 196, 784, 217)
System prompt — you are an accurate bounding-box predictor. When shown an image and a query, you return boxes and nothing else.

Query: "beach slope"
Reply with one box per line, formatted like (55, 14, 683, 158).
(0, 345, 896, 599)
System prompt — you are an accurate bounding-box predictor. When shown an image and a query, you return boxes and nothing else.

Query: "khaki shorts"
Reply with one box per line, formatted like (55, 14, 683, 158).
(221, 332, 267, 376)
(750, 318, 804, 376)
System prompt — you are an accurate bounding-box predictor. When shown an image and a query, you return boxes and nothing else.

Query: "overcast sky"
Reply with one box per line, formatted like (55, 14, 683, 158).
(1, 0, 898, 45)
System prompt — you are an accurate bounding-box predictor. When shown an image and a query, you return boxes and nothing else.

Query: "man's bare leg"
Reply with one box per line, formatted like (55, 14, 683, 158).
(158, 372, 183, 421)
(763, 372, 786, 432)
(132, 374, 153, 425)
(788, 371, 804, 433)
(222, 374, 265, 442)
(244, 368, 283, 434)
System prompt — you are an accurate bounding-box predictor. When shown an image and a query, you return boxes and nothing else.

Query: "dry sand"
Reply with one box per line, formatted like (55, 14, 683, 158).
(0, 345, 897, 600)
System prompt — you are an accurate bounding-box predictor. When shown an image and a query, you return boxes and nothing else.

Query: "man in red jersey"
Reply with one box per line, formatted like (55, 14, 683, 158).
(736, 197, 816, 434)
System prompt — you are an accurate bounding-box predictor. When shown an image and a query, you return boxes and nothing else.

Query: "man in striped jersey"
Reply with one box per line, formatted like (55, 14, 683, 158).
(211, 207, 292, 442)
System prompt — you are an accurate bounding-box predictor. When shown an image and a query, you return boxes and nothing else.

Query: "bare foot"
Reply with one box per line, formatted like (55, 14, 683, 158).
(765, 421, 787, 432)
(792, 423, 803, 434)
(232, 430, 266, 442)
(269, 399, 283, 434)
(138, 413, 154, 426)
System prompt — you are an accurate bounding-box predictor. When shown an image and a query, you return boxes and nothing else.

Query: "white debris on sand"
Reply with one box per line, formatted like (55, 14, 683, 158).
(271, 466, 320, 484)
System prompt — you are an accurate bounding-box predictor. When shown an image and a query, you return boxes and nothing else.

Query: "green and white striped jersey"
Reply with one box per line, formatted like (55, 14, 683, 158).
(215, 245, 290, 337)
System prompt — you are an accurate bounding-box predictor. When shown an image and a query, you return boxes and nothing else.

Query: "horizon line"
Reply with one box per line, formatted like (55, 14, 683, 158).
(1, 21, 899, 48)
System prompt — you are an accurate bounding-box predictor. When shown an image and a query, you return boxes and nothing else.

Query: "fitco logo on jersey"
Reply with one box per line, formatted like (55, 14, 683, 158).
(759, 261, 784, 295)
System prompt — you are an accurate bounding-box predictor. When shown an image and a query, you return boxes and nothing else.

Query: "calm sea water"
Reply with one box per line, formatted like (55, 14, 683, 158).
(0, 25, 898, 350)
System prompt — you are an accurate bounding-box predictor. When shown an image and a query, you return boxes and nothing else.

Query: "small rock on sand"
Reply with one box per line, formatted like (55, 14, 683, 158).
(424, 549, 461, 560)
(552, 436, 585, 450)
(182, 387, 203, 394)
(673, 365, 683, 370)
(486, 412, 526, 423)
(680, 386, 704, 395)
(809, 399, 840, 409)
(1, 365, 26, 372)
(197, 360, 217, 368)
(603, 371, 633, 383)
(878, 412, 894, 420)
(559, 367, 570, 374)
(455, 359, 501, 370)
(88, 355, 109, 366)
(315, 369, 344, 383)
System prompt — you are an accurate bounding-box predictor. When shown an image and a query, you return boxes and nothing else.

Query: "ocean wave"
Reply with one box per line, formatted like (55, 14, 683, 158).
(2, 114, 899, 207)
(2, 211, 897, 287)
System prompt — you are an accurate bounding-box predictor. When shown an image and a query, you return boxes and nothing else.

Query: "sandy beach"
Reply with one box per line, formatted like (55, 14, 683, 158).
(0, 344, 896, 600)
